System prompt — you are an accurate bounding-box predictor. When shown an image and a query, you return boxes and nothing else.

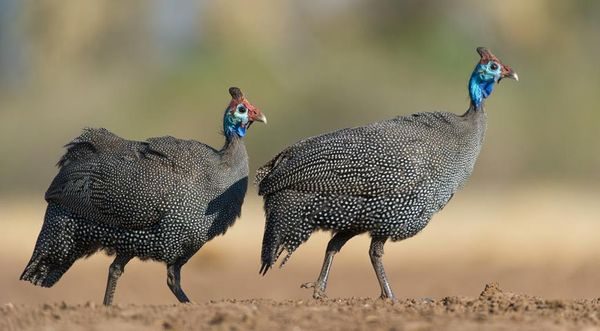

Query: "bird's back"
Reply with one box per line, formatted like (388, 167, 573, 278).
(46, 128, 227, 230)
(257, 110, 486, 205)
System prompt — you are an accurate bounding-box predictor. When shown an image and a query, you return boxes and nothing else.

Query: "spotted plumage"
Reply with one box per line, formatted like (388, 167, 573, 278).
(256, 48, 518, 300)
(21, 87, 266, 305)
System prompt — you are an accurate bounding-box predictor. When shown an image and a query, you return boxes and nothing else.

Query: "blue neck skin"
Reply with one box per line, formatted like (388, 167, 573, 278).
(223, 113, 246, 140)
(468, 66, 497, 110)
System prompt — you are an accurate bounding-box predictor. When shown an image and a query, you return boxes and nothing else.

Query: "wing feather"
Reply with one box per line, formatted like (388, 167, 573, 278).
(46, 128, 215, 229)
(256, 118, 435, 197)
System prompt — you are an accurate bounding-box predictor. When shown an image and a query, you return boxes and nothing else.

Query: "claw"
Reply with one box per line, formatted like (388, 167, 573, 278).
(300, 282, 316, 289)
(301, 282, 327, 299)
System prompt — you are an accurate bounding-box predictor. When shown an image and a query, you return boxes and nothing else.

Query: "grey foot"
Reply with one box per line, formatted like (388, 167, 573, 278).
(301, 282, 327, 299)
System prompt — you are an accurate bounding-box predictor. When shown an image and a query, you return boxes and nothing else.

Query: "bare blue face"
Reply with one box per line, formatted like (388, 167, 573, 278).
(469, 61, 503, 108)
(476, 61, 503, 83)
(224, 103, 250, 137)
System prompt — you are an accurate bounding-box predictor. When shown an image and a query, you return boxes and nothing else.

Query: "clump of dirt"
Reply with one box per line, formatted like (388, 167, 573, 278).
(2, 283, 599, 331)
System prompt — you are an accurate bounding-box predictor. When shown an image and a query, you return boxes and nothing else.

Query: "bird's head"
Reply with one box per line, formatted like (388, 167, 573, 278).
(223, 87, 266, 138)
(469, 47, 518, 109)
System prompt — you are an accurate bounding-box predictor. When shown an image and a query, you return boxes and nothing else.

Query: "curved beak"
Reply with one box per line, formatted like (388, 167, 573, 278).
(500, 66, 519, 83)
(254, 112, 267, 124)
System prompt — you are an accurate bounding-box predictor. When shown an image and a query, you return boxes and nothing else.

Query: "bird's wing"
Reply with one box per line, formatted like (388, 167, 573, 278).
(45, 129, 215, 229)
(256, 116, 444, 197)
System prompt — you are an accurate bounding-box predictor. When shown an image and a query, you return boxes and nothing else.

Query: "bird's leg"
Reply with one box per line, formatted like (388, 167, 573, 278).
(369, 237, 396, 301)
(103, 255, 132, 306)
(167, 263, 190, 303)
(301, 231, 357, 299)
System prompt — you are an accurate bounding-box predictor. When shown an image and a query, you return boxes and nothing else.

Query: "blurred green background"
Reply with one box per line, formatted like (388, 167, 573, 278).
(0, 0, 598, 192)
(2, 0, 600, 304)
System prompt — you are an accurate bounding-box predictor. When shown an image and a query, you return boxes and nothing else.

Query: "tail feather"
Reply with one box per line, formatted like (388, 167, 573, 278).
(259, 262, 270, 276)
(260, 242, 285, 275)
(20, 203, 86, 287)
(259, 211, 282, 275)
(259, 191, 318, 275)
(20, 254, 70, 287)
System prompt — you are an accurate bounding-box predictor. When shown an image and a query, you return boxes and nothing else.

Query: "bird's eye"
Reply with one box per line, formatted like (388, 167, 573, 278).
(237, 105, 247, 113)
(490, 62, 499, 71)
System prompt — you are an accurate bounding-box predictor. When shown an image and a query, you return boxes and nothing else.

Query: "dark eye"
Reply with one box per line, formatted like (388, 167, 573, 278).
(237, 105, 247, 113)
(490, 62, 499, 70)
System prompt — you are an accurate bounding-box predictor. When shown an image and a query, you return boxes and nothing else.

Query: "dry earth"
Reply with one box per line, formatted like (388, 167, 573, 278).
(2, 284, 600, 331)
(2, 186, 600, 330)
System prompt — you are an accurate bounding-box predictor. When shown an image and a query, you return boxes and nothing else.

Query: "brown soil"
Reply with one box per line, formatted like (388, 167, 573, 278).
(2, 283, 600, 331)
(3, 189, 600, 330)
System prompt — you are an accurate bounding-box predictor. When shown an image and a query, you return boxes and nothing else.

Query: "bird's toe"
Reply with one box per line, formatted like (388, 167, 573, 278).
(301, 282, 328, 299)
(312, 290, 328, 300)
(300, 282, 316, 289)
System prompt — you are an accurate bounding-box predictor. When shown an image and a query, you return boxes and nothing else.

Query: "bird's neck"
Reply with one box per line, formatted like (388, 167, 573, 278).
(461, 102, 487, 149)
(463, 72, 489, 140)
(463, 71, 492, 121)
(468, 71, 496, 110)
(463, 102, 483, 117)
(220, 135, 248, 169)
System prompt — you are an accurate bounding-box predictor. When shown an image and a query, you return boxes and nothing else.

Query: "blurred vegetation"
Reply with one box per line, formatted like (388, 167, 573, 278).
(0, 0, 599, 194)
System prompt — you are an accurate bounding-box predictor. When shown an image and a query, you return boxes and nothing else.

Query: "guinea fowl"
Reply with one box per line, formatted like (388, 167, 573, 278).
(256, 48, 517, 300)
(21, 87, 266, 305)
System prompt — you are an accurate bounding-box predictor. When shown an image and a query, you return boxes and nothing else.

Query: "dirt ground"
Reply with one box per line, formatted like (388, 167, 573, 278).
(2, 283, 600, 331)
(2, 185, 600, 330)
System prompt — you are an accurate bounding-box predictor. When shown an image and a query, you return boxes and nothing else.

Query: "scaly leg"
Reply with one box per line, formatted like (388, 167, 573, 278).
(167, 263, 190, 303)
(369, 237, 396, 301)
(103, 255, 132, 306)
(301, 231, 357, 299)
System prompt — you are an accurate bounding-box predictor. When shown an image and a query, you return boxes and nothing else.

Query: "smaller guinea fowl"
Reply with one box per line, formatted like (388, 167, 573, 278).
(256, 48, 518, 300)
(21, 87, 266, 305)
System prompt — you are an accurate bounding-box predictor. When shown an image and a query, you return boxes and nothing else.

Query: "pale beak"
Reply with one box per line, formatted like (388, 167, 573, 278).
(499, 68, 519, 83)
(254, 112, 267, 124)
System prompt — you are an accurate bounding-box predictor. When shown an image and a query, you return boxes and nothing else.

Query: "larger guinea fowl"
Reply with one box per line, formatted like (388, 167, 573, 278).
(21, 87, 266, 305)
(256, 48, 517, 300)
